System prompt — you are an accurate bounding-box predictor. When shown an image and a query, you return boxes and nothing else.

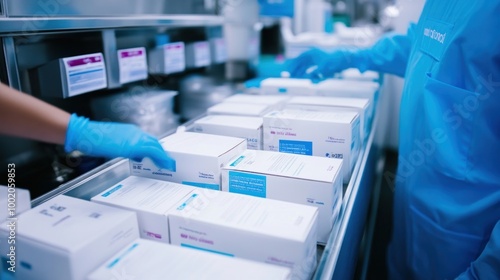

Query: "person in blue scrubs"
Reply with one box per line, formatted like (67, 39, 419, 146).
(0, 82, 176, 171)
(288, 1, 500, 279)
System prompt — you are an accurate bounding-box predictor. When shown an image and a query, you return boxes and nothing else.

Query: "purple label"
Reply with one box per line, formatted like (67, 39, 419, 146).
(66, 55, 102, 67)
(181, 233, 188, 239)
(120, 49, 144, 58)
(145, 231, 162, 239)
(166, 43, 183, 50)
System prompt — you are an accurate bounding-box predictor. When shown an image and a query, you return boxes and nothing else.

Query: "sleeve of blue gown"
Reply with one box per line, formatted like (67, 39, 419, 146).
(455, 220, 500, 279)
(355, 23, 417, 78)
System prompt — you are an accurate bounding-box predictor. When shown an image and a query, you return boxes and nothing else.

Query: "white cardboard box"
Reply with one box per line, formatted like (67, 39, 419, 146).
(286, 96, 371, 141)
(0, 195, 139, 280)
(0, 185, 31, 222)
(148, 42, 186, 74)
(192, 115, 263, 150)
(207, 102, 273, 117)
(221, 150, 343, 244)
(263, 109, 360, 183)
(87, 239, 292, 280)
(130, 132, 247, 190)
(315, 79, 378, 120)
(223, 94, 290, 111)
(169, 188, 318, 280)
(91, 176, 196, 244)
(260, 78, 316, 96)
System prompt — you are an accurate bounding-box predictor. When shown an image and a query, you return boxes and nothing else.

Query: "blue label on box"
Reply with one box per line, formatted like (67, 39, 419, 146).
(228, 171, 266, 198)
(279, 140, 313, 155)
(101, 184, 122, 197)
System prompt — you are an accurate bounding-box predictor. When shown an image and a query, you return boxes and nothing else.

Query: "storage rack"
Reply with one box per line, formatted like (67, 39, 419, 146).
(1, 15, 385, 280)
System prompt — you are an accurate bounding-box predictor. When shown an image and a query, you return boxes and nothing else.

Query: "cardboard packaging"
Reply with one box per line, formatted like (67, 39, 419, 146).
(221, 150, 343, 244)
(91, 176, 196, 244)
(260, 78, 316, 96)
(87, 239, 292, 280)
(0, 195, 139, 280)
(285, 96, 371, 141)
(169, 188, 319, 280)
(263, 109, 360, 183)
(0, 185, 31, 222)
(130, 132, 246, 190)
(207, 102, 273, 117)
(192, 115, 263, 150)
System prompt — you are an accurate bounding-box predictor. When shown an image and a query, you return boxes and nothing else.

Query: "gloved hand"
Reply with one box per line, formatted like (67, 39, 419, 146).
(65, 114, 176, 171)
(286, 48, 368, 81)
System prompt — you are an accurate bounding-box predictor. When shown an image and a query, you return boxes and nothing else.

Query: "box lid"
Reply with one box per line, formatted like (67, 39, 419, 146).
(288, 96, 369, 109)
(261, 78, 314, 87)
(170, 189, 318, 241)
(207, 102, 271, 116)
(224, 94, 289, 105)
(160, 132, 246, 157)
(264, 109, 358, 124)
(224, 150, 342, 184)
(1, 195, 136, 252)
(88, 239, 291, 280)
(194, 115, 263, 130)
(92, 176, 195, 215)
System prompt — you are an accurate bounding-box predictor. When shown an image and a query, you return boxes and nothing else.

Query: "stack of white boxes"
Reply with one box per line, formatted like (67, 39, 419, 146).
(130, 132, 246, 190)
(221, 149, 343, 244)
(192, 115, 264, 150)
(92, 176, 319, 280)
(87, 239, 292, 280)
(263, 109, 360, 183)
(0, 195, 139, 280)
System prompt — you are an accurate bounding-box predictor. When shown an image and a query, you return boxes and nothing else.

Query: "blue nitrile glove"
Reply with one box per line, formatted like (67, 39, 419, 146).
(286, 48, 368, 82)
(65, 114, 176, 171)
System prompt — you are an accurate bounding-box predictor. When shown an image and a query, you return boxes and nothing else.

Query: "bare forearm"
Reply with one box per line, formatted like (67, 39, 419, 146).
(0, 83, 70, 145)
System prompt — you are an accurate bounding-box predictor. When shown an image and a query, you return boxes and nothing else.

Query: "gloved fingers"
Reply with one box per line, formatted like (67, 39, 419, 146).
(130, 134, 176, 171)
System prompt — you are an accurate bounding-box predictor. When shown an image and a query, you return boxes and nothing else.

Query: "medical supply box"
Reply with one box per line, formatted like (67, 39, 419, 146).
(192, 115, 263, 150)
(207, 102, 273, 117)
(221, 149, 343, 244)
(263, 110, 360, 183)
(37, 53, 107, 98)
(130, 132, 246, 190)
(87, 239, 292, 280)
(285, 96, 371, 141)
(91, 176, 196, 244)
(0, 195, 139, 280)
(168, 188, 319, 280)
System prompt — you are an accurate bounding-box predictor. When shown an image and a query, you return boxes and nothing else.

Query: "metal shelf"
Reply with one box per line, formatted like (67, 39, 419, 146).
(0, 15, 223, 35)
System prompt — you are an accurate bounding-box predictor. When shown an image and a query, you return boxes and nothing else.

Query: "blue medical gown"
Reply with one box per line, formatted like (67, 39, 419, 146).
(359, 0, 500, 279)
